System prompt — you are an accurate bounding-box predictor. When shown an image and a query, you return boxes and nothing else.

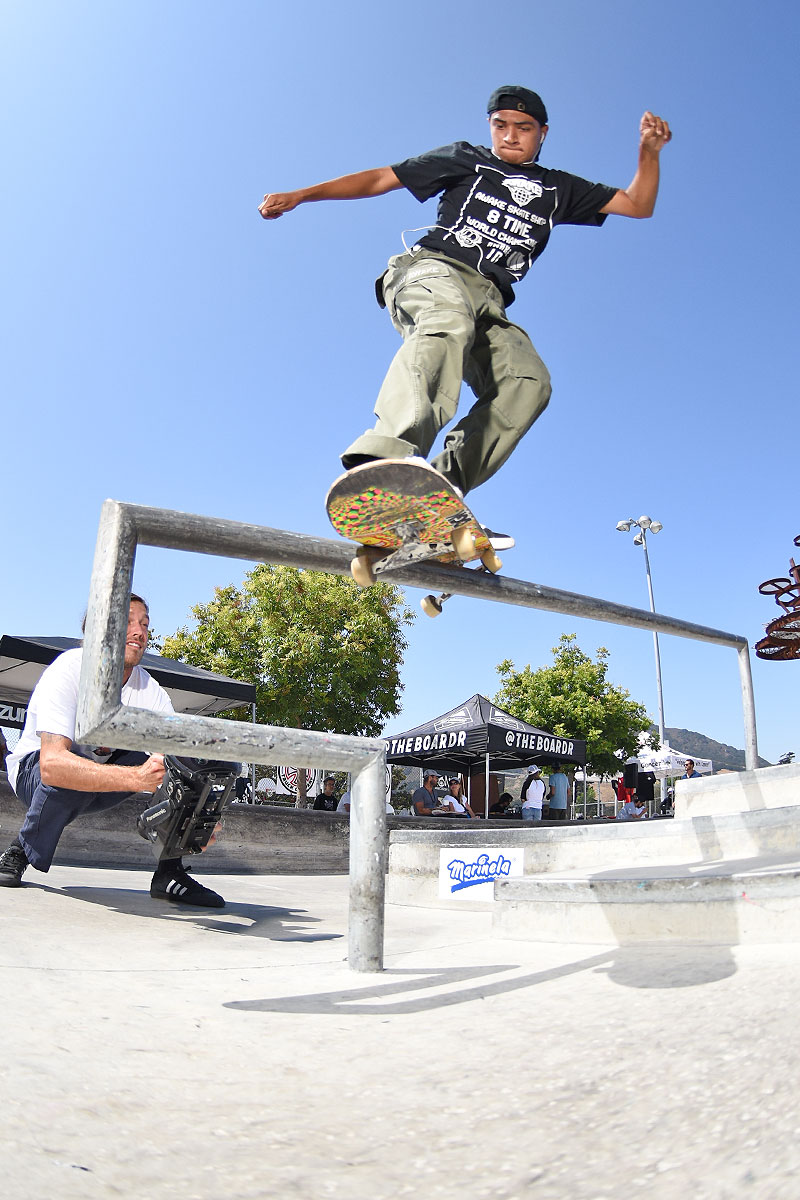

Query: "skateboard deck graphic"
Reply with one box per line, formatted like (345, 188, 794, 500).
(325, 459, 505, 615)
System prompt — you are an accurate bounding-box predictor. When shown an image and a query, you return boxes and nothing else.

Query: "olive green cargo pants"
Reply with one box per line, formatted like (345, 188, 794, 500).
(340, 250, 552, 495)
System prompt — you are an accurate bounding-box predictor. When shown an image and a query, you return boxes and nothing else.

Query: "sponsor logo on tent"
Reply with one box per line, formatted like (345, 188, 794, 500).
(489, 706, 527, 731)
(637, 749, 712, 776)
(504, 730, 575, 755)
(387, 730, 468, 756)
(433, 707, 475, 732)
(0, 701, 27, 729)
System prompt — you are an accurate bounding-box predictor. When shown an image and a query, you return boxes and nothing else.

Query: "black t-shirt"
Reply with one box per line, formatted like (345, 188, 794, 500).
(392, 142, 618, 305)
(313, 793, 338, 811)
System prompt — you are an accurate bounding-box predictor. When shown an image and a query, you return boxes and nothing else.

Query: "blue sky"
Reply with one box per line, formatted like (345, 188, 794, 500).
(2, 0, 797, 764)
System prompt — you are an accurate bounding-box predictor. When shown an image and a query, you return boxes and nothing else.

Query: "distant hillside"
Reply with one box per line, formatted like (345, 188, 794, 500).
(654, 727, 772, 771)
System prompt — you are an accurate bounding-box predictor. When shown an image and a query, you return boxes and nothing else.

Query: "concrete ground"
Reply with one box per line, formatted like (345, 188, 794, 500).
(3, 866, 800, 1200)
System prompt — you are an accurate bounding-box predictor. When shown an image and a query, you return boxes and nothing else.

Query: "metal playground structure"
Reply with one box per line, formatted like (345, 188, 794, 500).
(76, 500, 759, 972)
(756, 533, 800, 660)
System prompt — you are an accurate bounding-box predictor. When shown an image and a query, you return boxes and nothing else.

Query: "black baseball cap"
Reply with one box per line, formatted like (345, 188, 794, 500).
(487, 85, 548, 126)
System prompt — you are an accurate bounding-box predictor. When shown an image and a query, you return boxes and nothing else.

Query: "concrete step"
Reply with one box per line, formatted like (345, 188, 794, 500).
(1, 777, 527, 875)
(0, 781, 354, 874)
(493, 853, 800, 945)
(387, 804, 800, 909)
(675, 761, 800, 818)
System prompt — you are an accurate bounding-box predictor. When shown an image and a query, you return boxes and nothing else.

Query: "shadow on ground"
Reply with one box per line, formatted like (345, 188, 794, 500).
(33, 882, 344, 944)
(224, 943, 737, 1016)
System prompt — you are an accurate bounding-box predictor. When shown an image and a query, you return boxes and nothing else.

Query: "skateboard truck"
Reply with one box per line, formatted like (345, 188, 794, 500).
(421, 559, 501, 618)
(137, 755, 238, 861)
(351, 525, 502, 593)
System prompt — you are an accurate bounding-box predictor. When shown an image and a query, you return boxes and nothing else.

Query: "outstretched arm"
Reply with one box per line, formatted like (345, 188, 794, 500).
(599, 111, 672, 219)
(258, 166, 403, 220)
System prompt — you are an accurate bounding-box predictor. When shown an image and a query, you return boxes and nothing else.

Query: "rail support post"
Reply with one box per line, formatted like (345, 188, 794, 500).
(738, 644, 759, 771)
(348, 752, 388, 972)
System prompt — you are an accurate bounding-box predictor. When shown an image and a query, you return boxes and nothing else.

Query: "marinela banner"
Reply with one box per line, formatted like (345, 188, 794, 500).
(438, 846, 524, 901)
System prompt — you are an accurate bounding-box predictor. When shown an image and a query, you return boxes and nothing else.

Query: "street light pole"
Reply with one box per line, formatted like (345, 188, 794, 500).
(616, 516, 667, 807)
(639, 529, 666, 748)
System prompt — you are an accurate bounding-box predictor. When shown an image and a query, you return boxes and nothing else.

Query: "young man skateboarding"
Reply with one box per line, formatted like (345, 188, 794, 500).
(259, 85, 671, 499)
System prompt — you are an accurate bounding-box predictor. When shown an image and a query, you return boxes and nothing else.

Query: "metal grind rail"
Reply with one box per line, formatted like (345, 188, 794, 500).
(76, 500, 759, 971)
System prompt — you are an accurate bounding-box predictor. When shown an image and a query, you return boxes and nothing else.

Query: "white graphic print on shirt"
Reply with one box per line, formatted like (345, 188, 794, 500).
(441, 164, 559, 281)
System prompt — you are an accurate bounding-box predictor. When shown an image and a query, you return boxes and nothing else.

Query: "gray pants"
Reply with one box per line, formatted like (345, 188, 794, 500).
(341, 250, 552, 495)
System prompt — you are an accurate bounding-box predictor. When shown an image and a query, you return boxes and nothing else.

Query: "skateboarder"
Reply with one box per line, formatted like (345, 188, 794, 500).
(259, 86, 671, 499)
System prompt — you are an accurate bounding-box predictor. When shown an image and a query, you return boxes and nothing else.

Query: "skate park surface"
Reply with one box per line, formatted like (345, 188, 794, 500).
(4, 861, 800, 1199)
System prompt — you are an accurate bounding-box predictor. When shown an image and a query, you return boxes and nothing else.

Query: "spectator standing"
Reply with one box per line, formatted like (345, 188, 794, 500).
(234, 768, 251, 804)
(547, 763, 570, 821)
(680, 759, 701, 781)
(336, 789, 352, 814)
(521, 767, 546, 822)
(660, 785, 675, 817)
(314, 776, 339, 811)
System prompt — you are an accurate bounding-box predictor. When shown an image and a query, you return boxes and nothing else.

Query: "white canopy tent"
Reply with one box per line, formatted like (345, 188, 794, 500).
(637, 746, 713, 777)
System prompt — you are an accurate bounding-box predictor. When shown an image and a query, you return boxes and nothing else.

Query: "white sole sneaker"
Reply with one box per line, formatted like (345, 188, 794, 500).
(482, 528, 515, 551)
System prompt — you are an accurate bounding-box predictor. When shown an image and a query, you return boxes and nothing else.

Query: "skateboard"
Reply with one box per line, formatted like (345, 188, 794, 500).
(325, 458, 506, 617)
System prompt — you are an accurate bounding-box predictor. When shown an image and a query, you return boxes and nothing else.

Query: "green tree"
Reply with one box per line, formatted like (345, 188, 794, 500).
(390, 765, 413, 812)
(162, 565, 414, 801)
(495, 633, 657, 777)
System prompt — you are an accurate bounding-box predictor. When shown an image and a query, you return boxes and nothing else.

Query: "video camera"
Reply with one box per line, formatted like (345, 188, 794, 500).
(137, 755, 239, 862)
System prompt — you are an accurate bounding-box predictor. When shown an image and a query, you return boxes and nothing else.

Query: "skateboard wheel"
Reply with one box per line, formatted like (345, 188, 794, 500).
(481, 548, 503, 573)
(351, 549, 377, 588)
(421, 594, 443, 618)
(451, 526, 477, 561)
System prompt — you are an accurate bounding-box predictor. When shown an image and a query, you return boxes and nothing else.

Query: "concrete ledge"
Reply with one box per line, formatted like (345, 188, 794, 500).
(675, 762, 800, 818)
(387, 806, 800, 907)
(493, 859, 800, 945)
(0, 777, 514, 874)
(0, 781, 352, 873)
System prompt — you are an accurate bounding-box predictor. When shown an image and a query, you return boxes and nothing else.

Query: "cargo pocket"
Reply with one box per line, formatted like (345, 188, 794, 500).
(385, 262, 454, 329)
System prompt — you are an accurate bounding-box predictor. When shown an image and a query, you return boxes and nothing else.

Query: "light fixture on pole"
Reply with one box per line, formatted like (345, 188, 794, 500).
(617, 515, 667, 806)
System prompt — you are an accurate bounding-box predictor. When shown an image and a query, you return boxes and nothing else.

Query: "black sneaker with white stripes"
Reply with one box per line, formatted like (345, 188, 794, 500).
(150, 861, 224, 908)
(0, 841, 29, 887)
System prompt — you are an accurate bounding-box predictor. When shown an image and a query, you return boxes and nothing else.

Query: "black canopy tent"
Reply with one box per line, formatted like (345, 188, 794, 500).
(0, 634, 256, 729)
(385, 693, 586, 816)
